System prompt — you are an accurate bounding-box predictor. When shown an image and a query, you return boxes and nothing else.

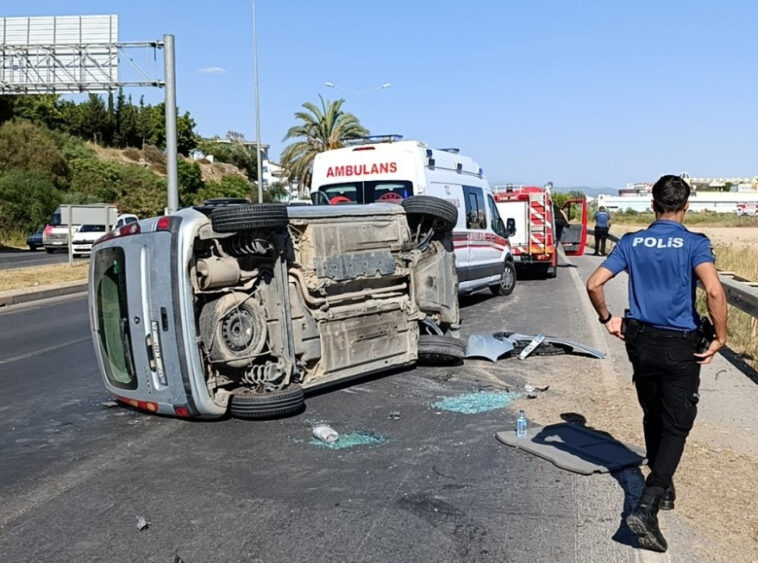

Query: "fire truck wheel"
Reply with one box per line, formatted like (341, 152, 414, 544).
(210, 204, 288, 232)
(401, 196, 458, 233)
(490, 261, 517, 296)
(417, 335, 466, 365)
(229, 385, 305, 419)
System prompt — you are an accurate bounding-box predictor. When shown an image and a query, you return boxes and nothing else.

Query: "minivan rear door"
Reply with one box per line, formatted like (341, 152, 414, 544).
(91, 232, 189, 413)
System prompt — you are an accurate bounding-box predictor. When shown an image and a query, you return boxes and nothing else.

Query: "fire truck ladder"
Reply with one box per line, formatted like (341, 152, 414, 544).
(528, 194, 549, 254)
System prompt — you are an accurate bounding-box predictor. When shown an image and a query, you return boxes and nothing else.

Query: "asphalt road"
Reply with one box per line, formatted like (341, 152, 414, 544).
(0, 249, 88, 270)
(0, 264, 637, 563)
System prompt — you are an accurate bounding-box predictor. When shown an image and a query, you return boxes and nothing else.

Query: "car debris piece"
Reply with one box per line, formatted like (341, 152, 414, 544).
(497, 332, 606, 359)
(388, 411, 401, 420)
(518, 334, 545, 360)
(465, 334, 514, 362)
(136, 515, 150, 530)
(312, 424, 339, 444)
(525, 384, 550, 398)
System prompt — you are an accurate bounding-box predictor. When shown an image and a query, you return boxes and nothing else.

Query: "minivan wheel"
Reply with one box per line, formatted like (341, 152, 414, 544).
(210, 203, 288, 233)
(401, 196, 458, 233)
(229, 385, 305, 420)
(417, 335, 466, 365)
(490, 261, 517, 296)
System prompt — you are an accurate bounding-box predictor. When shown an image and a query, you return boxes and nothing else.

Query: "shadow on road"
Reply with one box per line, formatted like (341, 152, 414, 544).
(554, 412, 645, 548)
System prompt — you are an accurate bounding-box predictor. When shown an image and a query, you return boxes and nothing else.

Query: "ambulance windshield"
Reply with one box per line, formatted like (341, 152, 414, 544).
(314, 181, 413, 205)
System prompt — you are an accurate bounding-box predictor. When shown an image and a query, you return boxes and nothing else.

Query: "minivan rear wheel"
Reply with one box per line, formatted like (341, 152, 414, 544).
(490, 261, 516, 296)
(417, 335, 466, 365)
(229, 385, 305, 419)
(211, 203, 288, 232)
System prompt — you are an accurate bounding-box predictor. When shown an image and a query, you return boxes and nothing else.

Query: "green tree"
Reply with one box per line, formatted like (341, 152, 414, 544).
(80, 94, 109, 143)
(0, 119, 70, 189)
(198, 138, 258, 181)
(280, 96, 368, 193)
(0, 169, 61, 237)
(178, 159, 205, 206)
(69, 157, 122, 202)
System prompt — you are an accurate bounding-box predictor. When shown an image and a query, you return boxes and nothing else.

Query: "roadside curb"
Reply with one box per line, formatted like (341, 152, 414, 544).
(0, 280, 87, 308)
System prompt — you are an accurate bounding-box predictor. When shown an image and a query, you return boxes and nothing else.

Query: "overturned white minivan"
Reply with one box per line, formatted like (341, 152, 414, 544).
(310, 136, 516, 296)
(88, 200, 462, 420)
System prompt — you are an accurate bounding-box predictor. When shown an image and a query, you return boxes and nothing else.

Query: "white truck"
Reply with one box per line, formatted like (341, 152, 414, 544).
(43, 204, 119, 253)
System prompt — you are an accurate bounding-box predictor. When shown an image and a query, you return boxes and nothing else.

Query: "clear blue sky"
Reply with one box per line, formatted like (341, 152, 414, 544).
(5, 1, 758, 189)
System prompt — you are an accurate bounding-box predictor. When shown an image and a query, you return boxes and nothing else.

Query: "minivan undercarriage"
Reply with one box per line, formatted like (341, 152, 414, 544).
(188, 200, 460, 418)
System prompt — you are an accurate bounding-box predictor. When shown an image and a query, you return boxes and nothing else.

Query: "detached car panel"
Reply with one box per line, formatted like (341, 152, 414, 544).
(89, 201, 460, 419)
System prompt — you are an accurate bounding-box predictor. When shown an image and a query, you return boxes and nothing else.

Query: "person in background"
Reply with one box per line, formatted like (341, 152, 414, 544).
(593, 206, 611, 255)
(585, 175, 727, 553)
(553, 203, 568, 246)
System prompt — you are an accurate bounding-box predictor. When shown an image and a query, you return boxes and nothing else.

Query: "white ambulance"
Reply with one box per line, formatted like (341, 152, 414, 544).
(310, 137, 516, 296)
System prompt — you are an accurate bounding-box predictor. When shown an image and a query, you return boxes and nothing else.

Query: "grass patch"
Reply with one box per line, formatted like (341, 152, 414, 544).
(698, 244, 758, 370)
(612, 211, 758, 227)
(0, 262, 89, 292)
(0, 228, 30, 249)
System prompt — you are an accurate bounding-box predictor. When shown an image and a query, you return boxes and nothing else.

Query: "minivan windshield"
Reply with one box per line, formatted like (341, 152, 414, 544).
(93, 247, 137, 390)
(314, 181, 413, 205)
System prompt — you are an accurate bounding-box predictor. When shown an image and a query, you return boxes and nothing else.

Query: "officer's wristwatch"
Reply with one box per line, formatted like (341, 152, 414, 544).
(598, 312, 612, 324)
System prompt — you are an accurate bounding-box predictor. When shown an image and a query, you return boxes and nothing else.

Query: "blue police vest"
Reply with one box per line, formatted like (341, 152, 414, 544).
(601, 220, 714, 331)
(595, 211, 610, 229)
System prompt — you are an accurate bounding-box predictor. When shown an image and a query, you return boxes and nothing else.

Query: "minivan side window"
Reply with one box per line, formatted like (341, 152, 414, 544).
(463, 186, 486, 230)
(487, 195, 507, 238)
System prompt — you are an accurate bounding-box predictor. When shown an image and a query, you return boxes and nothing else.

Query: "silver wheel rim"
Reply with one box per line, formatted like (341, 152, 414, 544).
(500, 265, 514, 290)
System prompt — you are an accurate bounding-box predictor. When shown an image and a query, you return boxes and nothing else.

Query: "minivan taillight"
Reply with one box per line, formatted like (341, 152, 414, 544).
(93, 222, 142, 247)
(156, 216, 173, 231)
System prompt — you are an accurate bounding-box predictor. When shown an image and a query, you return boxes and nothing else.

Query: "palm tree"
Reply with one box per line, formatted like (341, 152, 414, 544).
(280, 95, 368, 196)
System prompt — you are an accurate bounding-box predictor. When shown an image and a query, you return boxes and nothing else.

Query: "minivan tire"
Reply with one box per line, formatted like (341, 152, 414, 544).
(229, 385, 305, 419)
(211, 203, 288, 233)
(490, 260, 517, 296)
(417, 334, 466, 365)
(401, 196, 458, 233)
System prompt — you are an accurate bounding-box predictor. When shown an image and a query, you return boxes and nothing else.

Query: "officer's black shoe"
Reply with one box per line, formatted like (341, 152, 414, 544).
(660, 483, 676, 511)
(627, 487, 668, 552)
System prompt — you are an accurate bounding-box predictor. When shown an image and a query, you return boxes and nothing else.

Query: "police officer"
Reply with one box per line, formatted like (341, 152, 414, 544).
(585, 175, 727, 553)
(593, 206, 611, 255)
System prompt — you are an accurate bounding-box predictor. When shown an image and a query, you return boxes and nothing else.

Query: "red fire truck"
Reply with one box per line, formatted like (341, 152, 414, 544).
(493, 185, 587, 278)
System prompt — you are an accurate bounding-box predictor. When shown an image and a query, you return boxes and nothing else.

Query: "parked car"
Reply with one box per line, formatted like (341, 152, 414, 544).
(27, 226, 44, 251)
(89, 199, 462, 420)
(114, 213, 139, 230)
(72, 224, 107, 256)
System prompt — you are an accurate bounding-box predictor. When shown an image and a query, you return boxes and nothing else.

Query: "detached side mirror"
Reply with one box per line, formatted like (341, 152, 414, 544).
(506, 218, 516, 236)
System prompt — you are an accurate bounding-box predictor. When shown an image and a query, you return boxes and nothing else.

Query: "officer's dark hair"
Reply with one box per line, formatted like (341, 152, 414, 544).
(652, 175, 690, 214)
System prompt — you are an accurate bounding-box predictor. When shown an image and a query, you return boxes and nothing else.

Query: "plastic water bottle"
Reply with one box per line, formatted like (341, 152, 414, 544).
(516, 409, 527, 438)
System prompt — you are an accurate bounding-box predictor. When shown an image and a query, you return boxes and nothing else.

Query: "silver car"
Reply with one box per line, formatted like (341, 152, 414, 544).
(88, 198, 461, 419)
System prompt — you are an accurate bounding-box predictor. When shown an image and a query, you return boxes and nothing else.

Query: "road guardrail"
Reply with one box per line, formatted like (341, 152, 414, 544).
(588, 229, 758, 319)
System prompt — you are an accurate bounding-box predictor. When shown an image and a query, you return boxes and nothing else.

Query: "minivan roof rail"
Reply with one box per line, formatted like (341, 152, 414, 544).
(343, 134, 404, 146)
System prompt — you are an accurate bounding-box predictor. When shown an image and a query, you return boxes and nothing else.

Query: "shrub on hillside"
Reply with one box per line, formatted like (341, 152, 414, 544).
(117, 163, 166, 217)
(123, 148, 141, 161)
(0, 170, 61, 237)
(178, 159, 205, 207)
(150, 163, 168, 175)
(194, 174, 253, 205)
(0, 119, 70, 189)
(142, 143, 166, 165)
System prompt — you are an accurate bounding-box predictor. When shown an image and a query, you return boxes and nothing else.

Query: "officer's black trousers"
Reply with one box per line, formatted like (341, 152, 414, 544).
(594, 227, 609, 255)
(625, 324, 701, 490)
